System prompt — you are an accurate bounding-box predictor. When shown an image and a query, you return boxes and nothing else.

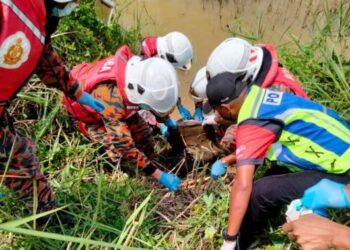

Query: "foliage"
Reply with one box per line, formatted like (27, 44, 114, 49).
(279, 0, 350, 122)
(279, 41, 350, 122)
(53, 0, 141, 66)
(1, 0, 350, 249)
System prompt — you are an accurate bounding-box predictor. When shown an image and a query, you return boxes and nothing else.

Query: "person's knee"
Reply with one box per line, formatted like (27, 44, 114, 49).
(250, 178, 278, 207)
(9, 137, 39, 176)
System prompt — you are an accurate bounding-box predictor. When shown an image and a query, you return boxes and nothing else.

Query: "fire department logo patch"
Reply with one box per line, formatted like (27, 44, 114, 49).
(0, 32, 31, 69)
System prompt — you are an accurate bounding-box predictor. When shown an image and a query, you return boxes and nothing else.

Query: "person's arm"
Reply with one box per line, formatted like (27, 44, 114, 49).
(282, 214, 350, 250)
(214, 111, 234, 126)
(37, 43, 104, 112)
(222, 154, 236, 165)
(93, 84, 181, 191)
(221, 119, 282, 248)
(301, 179, 350, 210)
(36, 42, 82, 98)
(226, 164, 255, 235)
(212, 119, 281, 180)
(93, 84, 153, 170)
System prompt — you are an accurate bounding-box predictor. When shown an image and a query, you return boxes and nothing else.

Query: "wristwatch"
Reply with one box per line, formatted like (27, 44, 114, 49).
(223, 229, 238, 241)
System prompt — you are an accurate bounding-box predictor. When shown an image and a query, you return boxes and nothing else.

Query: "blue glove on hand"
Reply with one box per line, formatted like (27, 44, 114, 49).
(159, 172, 181, 191)
(160, 124, 169, 138)
(177, 104, 193, 120)
(211, 160, 228, 180)
(314, 208, 328, 218)
(301, 179, 350, 210)
(77, 92, 104, 113)
(194, 107, 204, 121)
(164, 118, 177, 129)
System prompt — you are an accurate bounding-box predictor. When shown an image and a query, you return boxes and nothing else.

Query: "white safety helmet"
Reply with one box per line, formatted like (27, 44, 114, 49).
(190, 67, 207, 103)
(157, 32, 193, 71)
(206, 37, 263, 83)
(125, 56, 179, 116)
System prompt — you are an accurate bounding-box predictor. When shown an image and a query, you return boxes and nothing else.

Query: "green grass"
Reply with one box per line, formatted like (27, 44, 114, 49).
(1, 0, 350, 249)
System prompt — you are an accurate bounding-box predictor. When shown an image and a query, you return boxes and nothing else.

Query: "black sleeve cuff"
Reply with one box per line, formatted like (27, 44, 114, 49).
(142, 162, 157, 176)
(223, 229, 238, 241)
(66, 82, 79, 99)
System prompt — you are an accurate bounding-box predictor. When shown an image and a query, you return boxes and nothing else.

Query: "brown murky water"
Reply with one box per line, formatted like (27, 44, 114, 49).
(115, 0, 338, 116)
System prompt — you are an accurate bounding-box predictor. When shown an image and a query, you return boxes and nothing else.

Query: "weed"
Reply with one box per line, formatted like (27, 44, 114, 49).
(1, 0, 350, 249)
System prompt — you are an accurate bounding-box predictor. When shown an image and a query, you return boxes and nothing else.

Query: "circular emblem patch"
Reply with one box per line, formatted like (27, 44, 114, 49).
(0, 32, 31, 69)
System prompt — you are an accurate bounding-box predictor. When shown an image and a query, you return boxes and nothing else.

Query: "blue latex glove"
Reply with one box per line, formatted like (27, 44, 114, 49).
(164, 118, 177, 129)
(211, 160, 228, 180)
(193, 107, 204, 121)
(160, 124, 169, 138)
(159, 172, 181, 191)
(314, 208, 328, 218)
(77, 92, 104, 113)
(301, 179, 350, 210)
(177, 104, 193, 120)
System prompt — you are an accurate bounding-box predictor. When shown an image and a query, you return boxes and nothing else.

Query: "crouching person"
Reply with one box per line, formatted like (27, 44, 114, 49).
(204, 74, 350, 249)
(141, 31, 196, 120)
(63, 45, 181, 191)
(0, 0, 102, 222)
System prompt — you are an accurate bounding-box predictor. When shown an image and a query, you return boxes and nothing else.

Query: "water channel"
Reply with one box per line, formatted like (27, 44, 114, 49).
(115, 0, 337, 115)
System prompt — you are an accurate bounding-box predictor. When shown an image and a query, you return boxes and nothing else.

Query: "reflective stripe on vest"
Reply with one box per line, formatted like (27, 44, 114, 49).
(238, 86, 350, 174)
(0, 0, 46, 106)
(1, 0, 45, 44)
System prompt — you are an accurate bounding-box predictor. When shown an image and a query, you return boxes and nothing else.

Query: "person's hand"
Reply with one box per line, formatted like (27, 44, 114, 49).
(194, 107, 204, 121)
(164, 118, 177, 129)
(211, 159, 228, 180)
(301, 179, 350, 210)
(220, 240, 236, 250)
(214, 111, 233, 126)
(158, 172, 181, 191)
(77, 92, 104, 112)
(160, 124, 169, 138)
(282, 213, 349, 250)
(177, 104, 193, 120)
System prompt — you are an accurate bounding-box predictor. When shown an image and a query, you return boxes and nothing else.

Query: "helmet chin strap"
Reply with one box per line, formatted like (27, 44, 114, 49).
(236, 80, 248, 95)
(246, 76, 254, 86)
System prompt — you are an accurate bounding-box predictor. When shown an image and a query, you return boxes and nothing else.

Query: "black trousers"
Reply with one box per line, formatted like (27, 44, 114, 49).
(237, 169, 350, 249)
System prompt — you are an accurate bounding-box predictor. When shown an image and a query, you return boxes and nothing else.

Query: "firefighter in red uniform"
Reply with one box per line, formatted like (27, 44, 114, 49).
(140, 31, 193, 71)
(140, 31, 196, 121)
(203, 37, 309, 179)
(63, 45, 182, 191)
(0, 0, 102, 215)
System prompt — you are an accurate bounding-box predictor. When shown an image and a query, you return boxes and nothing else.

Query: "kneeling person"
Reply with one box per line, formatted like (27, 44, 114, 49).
(206, 73, 350, 249)
(63, 45, 181, 191)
